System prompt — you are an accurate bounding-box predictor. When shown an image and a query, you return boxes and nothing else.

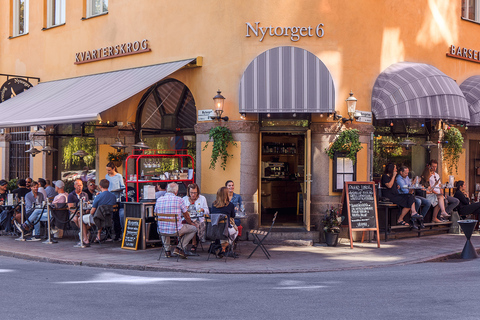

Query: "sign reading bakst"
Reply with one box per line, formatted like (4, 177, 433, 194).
(75, 39, 151, 65)
(246, 22, 324, 42)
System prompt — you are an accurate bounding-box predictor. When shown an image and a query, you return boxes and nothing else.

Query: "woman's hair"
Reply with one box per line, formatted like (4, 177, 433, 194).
(106, 162, 117, 173)
(213, 186, 230, 208)
(421, 165, 431, 187)
(384, 163, 395, 175)
(225, 180, 234, 187)
(187, 183, 200, 197)
(455, 180, 465, 189)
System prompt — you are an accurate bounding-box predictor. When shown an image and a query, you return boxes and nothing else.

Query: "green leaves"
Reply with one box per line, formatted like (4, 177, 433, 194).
(326, 129, 363, 163)
(442, 127, 464, 175)
(203, 126, 237, 170)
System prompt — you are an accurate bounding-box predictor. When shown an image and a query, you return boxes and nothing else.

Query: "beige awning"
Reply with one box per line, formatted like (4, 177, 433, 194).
(0, 58, 195, 127)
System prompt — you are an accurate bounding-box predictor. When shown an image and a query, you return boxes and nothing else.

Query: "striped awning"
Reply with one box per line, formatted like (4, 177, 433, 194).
(460, 76, 480, 125)
(0, 58, 195, 127)
(239, 46, 335, 113)
(371, 62, 469, 123)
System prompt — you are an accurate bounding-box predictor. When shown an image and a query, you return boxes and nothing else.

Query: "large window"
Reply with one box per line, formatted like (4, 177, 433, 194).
(9, 127, 30, 180)
(47, 0, 65, 28)
(333, 152, 356, 192)
(462, 0, 480, 22)
(12, 0, 28, 37)
(87, 0, 108, 18)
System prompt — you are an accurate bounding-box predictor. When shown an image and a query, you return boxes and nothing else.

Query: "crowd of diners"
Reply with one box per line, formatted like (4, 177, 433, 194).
(154, 180, 243, 259)
(381, 159, 480, 229)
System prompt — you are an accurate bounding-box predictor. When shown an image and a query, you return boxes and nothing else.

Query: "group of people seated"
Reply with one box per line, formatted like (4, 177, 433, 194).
(380, 159, 480, 229)
(154, 180, 243, 259)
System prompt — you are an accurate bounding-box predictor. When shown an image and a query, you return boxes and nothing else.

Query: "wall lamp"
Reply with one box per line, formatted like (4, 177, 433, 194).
(335, 91, 358, 124)
(210, 90, 229, 121)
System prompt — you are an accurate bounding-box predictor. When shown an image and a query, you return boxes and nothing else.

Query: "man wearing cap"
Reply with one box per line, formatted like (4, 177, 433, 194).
(0, 180, 10, 234)
(50, 180, 69, 237)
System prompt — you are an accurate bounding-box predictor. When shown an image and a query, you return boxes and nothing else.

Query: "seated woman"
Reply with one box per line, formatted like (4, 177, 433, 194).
(422, 165, 449, 223)
(454, 181, 480, 219)
(210, 186, 238, 258)
(182, 183, 209, 254)
(381, 163, 420, 227)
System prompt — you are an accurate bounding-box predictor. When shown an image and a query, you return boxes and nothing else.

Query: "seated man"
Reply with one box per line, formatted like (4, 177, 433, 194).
(0, 180, 11, 234)
(396, 166, 431, 228)
(50, 180, 69, 233)
(80, 179, 116, 246)
(84, 179, 99, 201)
(69, 179, 89, 240)
(18, 181, 46, 241)
(155, 182, 197, 258)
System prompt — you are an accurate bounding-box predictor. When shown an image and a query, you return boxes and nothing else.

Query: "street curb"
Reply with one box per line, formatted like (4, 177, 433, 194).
(0, 247, 470, 274)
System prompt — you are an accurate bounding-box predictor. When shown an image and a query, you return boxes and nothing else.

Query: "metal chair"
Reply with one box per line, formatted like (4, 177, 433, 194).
(204, 213, 233, 261)
(155, 212, 186, 262)
(247, 211, 278, 259)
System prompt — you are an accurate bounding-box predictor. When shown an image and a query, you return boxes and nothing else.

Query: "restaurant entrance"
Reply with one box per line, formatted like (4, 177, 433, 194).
(259, 130, 311, 228)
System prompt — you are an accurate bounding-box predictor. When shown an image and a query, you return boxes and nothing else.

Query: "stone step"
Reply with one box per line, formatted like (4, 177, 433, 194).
(246, 229, 320, 246)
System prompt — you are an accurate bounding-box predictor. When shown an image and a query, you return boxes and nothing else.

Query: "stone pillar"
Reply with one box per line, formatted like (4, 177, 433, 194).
(0, 133, 11, 180)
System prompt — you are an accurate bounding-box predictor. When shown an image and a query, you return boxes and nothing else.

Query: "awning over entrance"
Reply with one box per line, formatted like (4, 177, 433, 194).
(0, 58, 195, 127)
(460, 76, 480, 126)
(239, 46, 335, 114)
(371, 62, 469, 123)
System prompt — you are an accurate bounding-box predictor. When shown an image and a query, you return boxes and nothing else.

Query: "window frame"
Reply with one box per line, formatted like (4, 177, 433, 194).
(46, 0, 65, 28)
(12, 0, 29, 37)
(332, 151, 357, 193)
(462, 0, 480, 23)
(86, 0, 108, 18)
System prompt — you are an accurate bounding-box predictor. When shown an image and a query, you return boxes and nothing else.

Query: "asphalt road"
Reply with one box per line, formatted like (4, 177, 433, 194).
(1, 255, 480, 320)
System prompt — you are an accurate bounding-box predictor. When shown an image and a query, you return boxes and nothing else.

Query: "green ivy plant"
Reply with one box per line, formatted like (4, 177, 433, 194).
(326, 129, 363, 163)
(442, 126, 464, 175)
(203, 126, 237, 170)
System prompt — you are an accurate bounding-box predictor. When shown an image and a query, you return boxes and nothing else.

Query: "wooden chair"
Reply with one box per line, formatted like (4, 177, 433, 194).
(155, 212, 185, 262)
(248, 211, 278, 259)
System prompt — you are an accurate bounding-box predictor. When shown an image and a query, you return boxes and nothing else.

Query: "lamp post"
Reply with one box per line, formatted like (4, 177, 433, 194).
(210, 90, 229, 121)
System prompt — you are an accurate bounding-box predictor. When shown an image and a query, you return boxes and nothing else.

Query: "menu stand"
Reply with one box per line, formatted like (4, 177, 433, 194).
(457, 220, 478, 259)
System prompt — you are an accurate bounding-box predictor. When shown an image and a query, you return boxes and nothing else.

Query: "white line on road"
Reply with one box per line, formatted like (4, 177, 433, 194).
(56, 272, 210, 285)
(0, 269, 14, 273)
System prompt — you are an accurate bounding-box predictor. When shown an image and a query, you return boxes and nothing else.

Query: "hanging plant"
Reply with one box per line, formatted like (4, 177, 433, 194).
(326, 129, 363, 163)
(203, 126, 237, 170)
(442, 126, 464, 175)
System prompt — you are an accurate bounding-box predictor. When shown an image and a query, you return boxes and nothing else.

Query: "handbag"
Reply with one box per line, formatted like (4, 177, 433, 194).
(230, 217, 238, 232)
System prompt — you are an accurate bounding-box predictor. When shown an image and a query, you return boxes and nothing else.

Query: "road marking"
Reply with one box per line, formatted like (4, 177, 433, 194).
(273, 280, 327, 290)
(56, 272, 210, 285)
(0, 269, 14, 273)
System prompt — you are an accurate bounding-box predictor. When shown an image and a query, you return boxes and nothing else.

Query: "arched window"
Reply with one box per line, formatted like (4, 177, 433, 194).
(137, 79, 196, 134)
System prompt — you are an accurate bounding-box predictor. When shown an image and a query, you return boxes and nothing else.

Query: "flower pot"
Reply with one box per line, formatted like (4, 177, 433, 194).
(113, 160, 122, 167)
(324, 231, 339, 247)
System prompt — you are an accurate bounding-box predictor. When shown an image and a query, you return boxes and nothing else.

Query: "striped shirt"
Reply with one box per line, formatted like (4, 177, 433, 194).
(155, 192, 187, 234)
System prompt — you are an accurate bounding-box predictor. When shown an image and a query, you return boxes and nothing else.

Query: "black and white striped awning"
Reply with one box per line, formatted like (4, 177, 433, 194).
(239, 46, 335, 114)
(460, 76, 480, 126)
(371, 62, 469, 123)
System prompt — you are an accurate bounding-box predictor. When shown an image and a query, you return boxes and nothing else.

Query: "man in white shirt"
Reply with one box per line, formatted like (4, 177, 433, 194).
(429, 160, 459, 219)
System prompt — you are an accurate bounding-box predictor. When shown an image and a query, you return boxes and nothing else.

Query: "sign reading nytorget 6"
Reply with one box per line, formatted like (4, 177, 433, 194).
(246, 22, 324, 42)
(75, 39, 150, 65)
(0, 78, 33, 102)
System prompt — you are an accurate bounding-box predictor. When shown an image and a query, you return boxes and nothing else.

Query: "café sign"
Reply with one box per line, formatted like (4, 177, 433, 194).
(246, 22, 324, 42)
(75, 39, 151, 65)
(446, 45, 480, 64)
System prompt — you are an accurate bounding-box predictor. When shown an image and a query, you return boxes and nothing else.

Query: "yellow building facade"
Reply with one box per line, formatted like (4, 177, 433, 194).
(1, 0, 480, 238)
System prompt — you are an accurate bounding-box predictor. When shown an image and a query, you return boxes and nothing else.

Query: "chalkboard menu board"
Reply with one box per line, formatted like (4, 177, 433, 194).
(342, 182, 380, 249)
(121, 218, 142, 250)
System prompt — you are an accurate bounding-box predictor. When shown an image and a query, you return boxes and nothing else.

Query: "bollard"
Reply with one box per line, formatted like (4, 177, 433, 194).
(43, 199, 57, 244)
(15, 197, 26, 241)
(74, 199, 86, 248)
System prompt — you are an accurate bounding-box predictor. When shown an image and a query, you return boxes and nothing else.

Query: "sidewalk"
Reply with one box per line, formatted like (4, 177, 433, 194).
(0, 233, 478, 274)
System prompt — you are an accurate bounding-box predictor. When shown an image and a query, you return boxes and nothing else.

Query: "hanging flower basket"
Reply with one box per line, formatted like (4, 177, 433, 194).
(325, 129, 363, 163)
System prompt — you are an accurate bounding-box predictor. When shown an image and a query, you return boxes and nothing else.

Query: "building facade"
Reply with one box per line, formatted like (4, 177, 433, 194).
(1, 0, 480, 238)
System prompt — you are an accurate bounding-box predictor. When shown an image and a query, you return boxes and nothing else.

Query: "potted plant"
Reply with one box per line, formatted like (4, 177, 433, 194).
(203, 126, 237, 170)
(107, 152, 129, 167)
(326, 128, 363, 164)
(441, 126, 464, 175)
(322, 207, 343, 246)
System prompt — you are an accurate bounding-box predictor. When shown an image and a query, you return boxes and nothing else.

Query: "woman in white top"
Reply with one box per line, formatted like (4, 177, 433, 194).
(182, 183, 209, 254)
(105, 162, 125, 199)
